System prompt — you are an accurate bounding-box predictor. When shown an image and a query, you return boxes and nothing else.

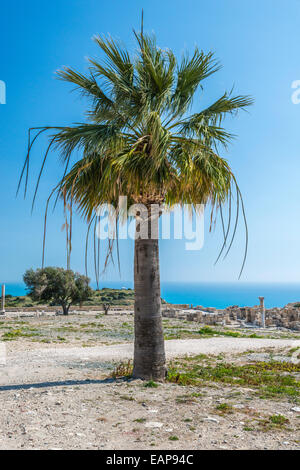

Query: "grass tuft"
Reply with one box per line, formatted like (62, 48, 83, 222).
(143, 380, 159, 388)
(110, 360, 133, 379)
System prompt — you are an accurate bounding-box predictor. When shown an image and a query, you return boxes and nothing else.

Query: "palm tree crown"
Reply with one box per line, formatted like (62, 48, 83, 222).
(20, 30, 253, 274)
(19, 27, 253, 381)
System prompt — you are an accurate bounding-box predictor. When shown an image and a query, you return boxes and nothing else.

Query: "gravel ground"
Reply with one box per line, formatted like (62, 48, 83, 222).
(1, 376, 299, 450)
(0, 315, 299, 450)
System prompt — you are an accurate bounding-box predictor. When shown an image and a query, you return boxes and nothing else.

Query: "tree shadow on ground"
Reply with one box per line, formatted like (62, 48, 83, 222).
(0, 377, 131, 392)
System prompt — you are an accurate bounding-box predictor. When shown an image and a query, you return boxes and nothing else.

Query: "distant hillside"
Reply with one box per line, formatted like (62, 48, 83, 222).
(4, 288, 135, 308)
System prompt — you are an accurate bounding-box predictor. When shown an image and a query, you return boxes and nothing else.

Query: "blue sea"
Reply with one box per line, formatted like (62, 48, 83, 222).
(3, 281, 300, 309)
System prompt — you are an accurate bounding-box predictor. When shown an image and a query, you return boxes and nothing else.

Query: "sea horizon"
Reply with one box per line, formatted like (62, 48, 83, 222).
(2, 281, 300, 310)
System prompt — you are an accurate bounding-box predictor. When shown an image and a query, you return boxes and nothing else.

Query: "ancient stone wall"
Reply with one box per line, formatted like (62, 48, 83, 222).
(223, 305, 300, 330)
(162, 304, 300, 330)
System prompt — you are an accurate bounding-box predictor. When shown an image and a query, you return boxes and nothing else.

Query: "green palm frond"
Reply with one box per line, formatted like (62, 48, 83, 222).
(193, 92, 254, 123)
(57, 67, 113, 108)
(170, 49, 220, 118)
(53, 123, 127, 160)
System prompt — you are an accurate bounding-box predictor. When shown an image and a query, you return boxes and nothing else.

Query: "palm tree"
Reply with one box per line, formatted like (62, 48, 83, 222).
(19, 28, 252, 381)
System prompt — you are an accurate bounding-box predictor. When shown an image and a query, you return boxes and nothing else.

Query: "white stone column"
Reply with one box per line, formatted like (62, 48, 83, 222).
(259, 296, 265, 328)
(1, 284, 5, 314)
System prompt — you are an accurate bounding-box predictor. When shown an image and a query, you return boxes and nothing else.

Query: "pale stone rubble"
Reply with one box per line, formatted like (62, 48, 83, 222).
(161, 302, 300, 331)
(2, 301, 300, 331)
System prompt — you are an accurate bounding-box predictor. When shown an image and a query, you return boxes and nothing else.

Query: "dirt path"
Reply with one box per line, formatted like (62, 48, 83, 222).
(1, 337, 298, 387)
(7, 337, 300, 363)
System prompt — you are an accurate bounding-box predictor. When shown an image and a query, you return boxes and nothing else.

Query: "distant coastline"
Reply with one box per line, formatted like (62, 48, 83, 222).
(2, 281, 300, 310)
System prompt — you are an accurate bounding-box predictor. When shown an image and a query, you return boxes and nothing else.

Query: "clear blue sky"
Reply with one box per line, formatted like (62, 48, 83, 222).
(1, 0, 300, 284)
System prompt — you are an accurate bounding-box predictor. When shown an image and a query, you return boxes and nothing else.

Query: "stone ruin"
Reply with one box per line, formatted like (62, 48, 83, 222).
(223, 303, 300, 331)
(162, 300, 300, 331)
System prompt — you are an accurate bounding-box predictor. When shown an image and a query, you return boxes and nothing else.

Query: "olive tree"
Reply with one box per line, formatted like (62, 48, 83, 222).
(23, 267, 92, 315)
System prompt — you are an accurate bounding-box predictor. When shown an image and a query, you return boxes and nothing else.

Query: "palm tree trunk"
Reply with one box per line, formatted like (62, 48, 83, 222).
(133, 222, 166, 381)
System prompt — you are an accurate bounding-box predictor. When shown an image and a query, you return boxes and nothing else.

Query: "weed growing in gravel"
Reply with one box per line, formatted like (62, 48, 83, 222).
(165, 325, 267, 340)
(287, 347, 300, 358)
(120, 395, 135, 401)
(110, 360, 133, 378)
(144, 380, 159, 388)
(57, 336, 66, 342)
(216, 403, 234, 414)
(269, 414, 289, 425)
(256, 414, 290, 432)
(175, 394, 197, 404)
(2, 328, 41, 341)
